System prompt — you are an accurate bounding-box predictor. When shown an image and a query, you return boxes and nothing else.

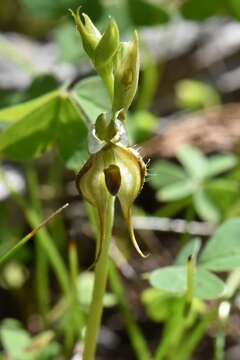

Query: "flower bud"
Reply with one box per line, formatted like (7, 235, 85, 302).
(113, 31, 140, 113)
(76, 143, 147, 258)
(95, 113, 117, 142)
(94, 18, 120, 68)
(70, 9, 101, 60)
(89, 110, 128, 154)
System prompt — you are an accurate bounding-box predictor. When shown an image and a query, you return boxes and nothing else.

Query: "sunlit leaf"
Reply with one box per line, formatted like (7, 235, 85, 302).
(193, 189, 220, 224)
(72, 76, 111, 123)
(0, 97, 59, 160)
(149, 266, 224, 300)
(57, 97, 88, 170)
(0, 91, 58, 123)
(206, 154, 237, 178)
(176, 79, 220, 110)
(158, 179, 195, 201)
(177, 145, 208, 180)
(149, 160, 187, 190)
(200, 218, 240, 271)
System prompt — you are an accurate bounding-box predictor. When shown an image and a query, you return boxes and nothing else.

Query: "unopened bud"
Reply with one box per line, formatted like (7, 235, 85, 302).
(70, 9, 101, 59)
(95, 113, 116, 142)
(113, 31, 140, 112)
(94, 18, 119, 68)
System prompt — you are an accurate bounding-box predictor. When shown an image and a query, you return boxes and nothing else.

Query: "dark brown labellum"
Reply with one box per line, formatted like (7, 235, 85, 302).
(104, 164, 121, 195)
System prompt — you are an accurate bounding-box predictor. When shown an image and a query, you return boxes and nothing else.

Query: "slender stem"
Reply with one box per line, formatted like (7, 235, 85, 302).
(154, 298, 186, 360)
(214, 330, 225, 360)
(83, 197, 115, 360)
(86, 202, 151, 360)
(186, 255, 194, 303)
(108, 261, 152, 360)
(25, 208, 70, 295)
(177, 310, 217, 360)
(26, 166, 49, 317)
(0, 167, 70, 295)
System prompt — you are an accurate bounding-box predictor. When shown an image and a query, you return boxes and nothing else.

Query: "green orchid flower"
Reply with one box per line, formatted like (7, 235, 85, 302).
(76, 117, 147, 261)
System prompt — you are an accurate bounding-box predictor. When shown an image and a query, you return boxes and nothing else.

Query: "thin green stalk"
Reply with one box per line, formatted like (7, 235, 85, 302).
(0, 167, 70, 295)
(26, 166, 49, 317)
(83, 197, 115, 360)
(177, 310, 217, 360)
(154, 298, 186, 360)
(214, 330, 225, 360)
(25, 208, 70, 295)
(65, 240, 83, 354)
(186, 256, 194, 304)
(108, 261, 152, 360)
(87, 202, 151, 360)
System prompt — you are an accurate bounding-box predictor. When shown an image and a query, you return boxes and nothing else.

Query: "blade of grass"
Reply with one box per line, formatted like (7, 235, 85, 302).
(109, 261, 152, 360)
(177, 310, 217, 360)
(26, 165, 49, 317)
(0, 166, 70, 294)
(0, 203, 69, 267)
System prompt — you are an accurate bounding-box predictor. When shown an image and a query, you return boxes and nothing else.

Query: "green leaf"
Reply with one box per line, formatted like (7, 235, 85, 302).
(0, 91, 58, 123)
(175, 238, 201, 266)
(141, 288, 177, 322)
(149, 266, 224, 300)
(180, 0, 225, 20)
(0, 319, 31, 360)
(77, 272, 117, 308)
(57, 97, 88, 170)
(205, 179, 239, 216)
(126, 110, 158, 144)
(0, 76, 109, 162)
(193, 189, 221, 224)
(206, 154, 237, 178)
(21, 0, 82, 19)
(158, 179, 195, 201)
(54, 21, 86, 64)
(199, 218, 240, 271)
(176, 79, 220, 110)
(155, 197, 190, 217)
(128, 0, 170, 26)
(72, 76, 111, 123)
(228, 0, 240, 20)
(0, 97, 59, 160)
(177, 145, 208, 180)
(149, 160, 187, 190)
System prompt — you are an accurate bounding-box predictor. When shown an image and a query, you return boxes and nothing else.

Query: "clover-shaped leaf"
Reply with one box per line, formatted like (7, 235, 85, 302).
(148, 219, 240, 300)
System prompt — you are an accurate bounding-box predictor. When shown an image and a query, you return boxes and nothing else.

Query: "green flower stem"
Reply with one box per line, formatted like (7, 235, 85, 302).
(86, 202, 151, 360)
(83, 197, 115, 360)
